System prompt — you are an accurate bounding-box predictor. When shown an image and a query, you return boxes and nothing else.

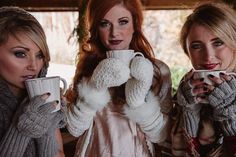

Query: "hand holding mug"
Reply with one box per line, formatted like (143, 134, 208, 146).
(25, 76, 67, 112)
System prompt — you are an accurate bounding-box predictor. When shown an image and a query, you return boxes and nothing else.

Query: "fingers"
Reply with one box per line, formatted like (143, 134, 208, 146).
(28, 93, 49, 111)
(38, 100, 58, 114)
(183, 69, 194, 81)
(41, 92, 51, 100)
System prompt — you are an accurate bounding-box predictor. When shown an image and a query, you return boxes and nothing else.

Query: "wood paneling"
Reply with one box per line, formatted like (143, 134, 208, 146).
(142, 0, 221, 9)
(0, 0, 80, 11)
(0, 0, 222, 11)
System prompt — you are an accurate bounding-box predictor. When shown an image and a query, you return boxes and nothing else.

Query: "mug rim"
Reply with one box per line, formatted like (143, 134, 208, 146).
(193, 69, 224, 72)
(25, 76, 60, 82)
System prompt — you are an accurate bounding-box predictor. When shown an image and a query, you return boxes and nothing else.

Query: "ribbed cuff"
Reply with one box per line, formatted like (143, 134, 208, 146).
(0, 125, 31, 157)
(37, 135, 58, 157)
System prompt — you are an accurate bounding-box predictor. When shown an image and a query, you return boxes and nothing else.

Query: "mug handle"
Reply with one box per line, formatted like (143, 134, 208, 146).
(60, 77, 67, 94)
(134, 52, 144, 57)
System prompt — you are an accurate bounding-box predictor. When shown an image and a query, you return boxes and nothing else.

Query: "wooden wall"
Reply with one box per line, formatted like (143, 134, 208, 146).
(0, 0, 221, 11)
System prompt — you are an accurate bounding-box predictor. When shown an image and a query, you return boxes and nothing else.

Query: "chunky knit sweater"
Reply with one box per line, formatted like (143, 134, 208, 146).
(0, 78, 60, 157)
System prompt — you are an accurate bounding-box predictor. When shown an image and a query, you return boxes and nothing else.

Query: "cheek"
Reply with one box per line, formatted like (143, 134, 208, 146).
(189, 53, 201, 68)
(217, 49, 234, 65)
(0, 60, 20, 75)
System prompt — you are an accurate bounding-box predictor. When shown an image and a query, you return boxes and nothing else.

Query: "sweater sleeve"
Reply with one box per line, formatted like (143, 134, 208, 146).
(66, 78, 111, 137)
(0, 110, 31, 157)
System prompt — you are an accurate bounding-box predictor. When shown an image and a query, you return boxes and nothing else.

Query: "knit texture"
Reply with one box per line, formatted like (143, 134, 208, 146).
(0, 79, 64, 156)
(36, 134, 58, 157)
(0, 79, 36, 157)
(90, 58, 130, 90)
(177, 79, 202, 137)
(125, 56, 153, 108)
(124, 92, 167, 143)
(67, 78, 111, 137)
(17, 96, 56, 138)
(208, 78, 236, 136)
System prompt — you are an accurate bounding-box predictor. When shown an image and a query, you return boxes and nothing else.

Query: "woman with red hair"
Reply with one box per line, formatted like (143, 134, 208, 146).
(66, 0, 172, 156)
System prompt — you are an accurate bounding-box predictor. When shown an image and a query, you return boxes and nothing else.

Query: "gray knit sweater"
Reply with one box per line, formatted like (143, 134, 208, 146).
(0, 78, 61, 157)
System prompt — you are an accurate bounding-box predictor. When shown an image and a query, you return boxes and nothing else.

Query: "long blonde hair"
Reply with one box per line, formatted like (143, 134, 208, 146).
(0, 7, 50, 73)
(180, 2, 236, 72)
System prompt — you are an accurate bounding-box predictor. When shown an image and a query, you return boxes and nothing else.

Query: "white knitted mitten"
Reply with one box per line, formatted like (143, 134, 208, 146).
(67, 58, 130, 137)
(125, 56, 154, 108)
(90, 58, 130, 90)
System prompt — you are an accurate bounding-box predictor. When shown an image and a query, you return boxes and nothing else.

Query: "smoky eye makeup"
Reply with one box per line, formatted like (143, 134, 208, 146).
(99, 20, 111, 28)
(190, 42, 202, 50)
(36, 51, 44, 59)
(212, 38, 224, 47)
(13, 50, 27, 58)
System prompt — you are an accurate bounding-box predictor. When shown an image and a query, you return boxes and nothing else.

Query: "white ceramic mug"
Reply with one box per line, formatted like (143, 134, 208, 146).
(106, 49, 144, 67)
(193, 70, 236, 85)
(25, 76, 67, 112)
(193, 70, 236, 104)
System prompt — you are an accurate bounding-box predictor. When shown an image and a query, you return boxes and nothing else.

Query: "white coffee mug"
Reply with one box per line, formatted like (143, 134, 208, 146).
(106, 49, 144, 66)
(193, 70, 236, 104)
(193, 70, 224, 85)
(25, 76, 67, 112)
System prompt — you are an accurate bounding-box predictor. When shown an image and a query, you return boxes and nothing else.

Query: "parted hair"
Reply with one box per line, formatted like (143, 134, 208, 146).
(0, 6, 50, 69)
(66, 0, 162, 104)
(180, 2, 236, 71)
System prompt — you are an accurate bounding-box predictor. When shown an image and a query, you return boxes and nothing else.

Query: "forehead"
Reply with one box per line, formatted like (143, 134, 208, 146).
(187, 24, 216, 42)
(103, 4, 132, 20)
(3, 32, 39, 51)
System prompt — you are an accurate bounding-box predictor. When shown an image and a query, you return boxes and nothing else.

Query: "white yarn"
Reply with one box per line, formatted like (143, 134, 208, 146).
(125, 56, 153, 108)
(90, 58, 130, 90)
(124, 92, 167, 143)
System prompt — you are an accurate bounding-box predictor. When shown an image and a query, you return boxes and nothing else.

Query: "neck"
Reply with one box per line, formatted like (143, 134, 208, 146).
(8, 84, 26, 99)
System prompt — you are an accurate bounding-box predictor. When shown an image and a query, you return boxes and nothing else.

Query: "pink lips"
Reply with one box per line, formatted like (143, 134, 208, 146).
(109, 40, 122, 45)
(22, 75, 36, 81)
(203, 63, 218, 70)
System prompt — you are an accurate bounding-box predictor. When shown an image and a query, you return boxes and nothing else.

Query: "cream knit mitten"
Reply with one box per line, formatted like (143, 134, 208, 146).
(67, 58, 130, 137)
(125, 57, 168, 142)
(125, 56, 153, 108)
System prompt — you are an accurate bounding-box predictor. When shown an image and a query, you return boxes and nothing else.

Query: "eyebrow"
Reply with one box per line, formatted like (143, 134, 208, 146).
(12, 46, 30, 51)
(101, 16, 129, 21)
(190, 37, 220, 44)
(211, 37, 220, 42)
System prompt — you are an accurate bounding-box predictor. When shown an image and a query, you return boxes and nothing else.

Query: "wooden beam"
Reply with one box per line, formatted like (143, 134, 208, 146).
(0, 0, 223, 11)
(142, 0, 222, 9)
(0, 0, 80, 11)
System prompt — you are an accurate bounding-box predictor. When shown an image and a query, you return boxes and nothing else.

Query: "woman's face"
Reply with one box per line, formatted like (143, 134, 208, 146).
(98, 4, 134, 50)
(0, 33, 44, 96)
(186, 24, 234, 70)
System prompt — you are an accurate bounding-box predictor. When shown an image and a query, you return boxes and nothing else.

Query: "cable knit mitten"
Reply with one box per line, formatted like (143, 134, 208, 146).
(125, 56, 153, 108)
(17, 95, 56, 138)
(177, 79, 202, 138)
(208, 78, 236, 136)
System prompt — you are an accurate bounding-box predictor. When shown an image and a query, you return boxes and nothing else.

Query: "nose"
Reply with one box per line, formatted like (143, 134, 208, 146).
(27, 58, 37, 71)
(110, 25, 119, 37)
(203, 46, 215, 61)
